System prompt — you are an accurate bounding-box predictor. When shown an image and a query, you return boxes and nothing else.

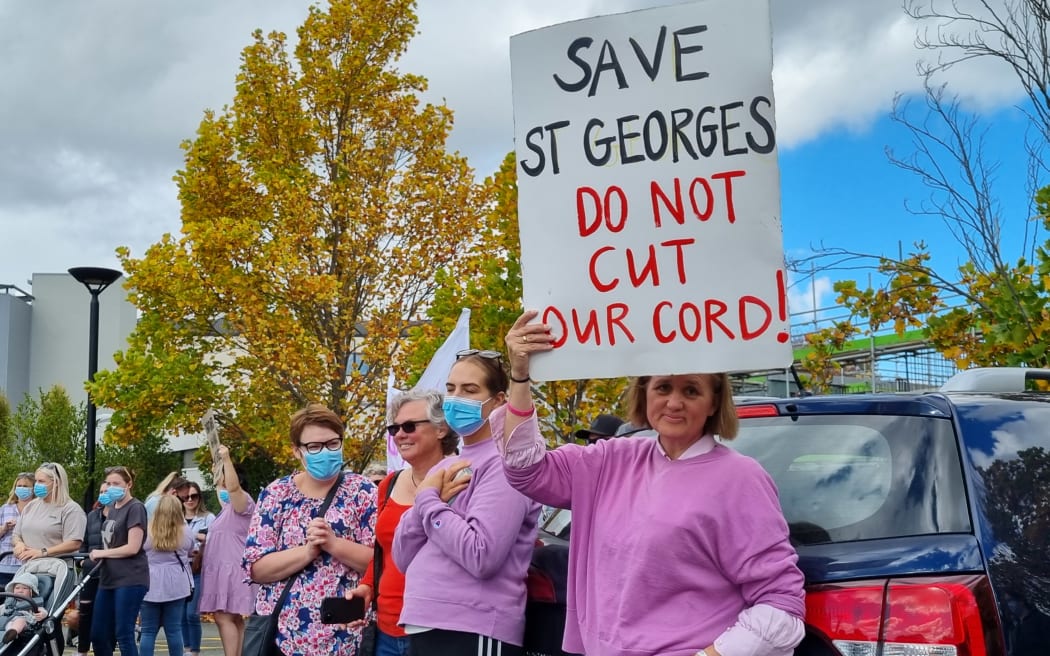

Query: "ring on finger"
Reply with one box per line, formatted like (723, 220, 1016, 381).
(522, 334, 529, 343)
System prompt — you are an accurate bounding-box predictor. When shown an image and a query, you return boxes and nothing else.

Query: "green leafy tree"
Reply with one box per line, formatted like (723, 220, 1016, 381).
(90, 0, 481, 472)
(96, 431, 182, 501)
(6, 386, 87, 502)
(404, 153, 629, 444)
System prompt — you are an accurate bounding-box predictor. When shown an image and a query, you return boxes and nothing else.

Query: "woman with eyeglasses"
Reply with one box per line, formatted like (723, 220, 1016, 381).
(243, 404, 376, 656)
(90, 465, 149, 656)
(180, 482, 214, 656)
(11, 463, 86, 563)
(196, 445, 257, 656)
(392, 349, 541, 656)
(344, 389, 461, 656)
(0, 473, 35, 586)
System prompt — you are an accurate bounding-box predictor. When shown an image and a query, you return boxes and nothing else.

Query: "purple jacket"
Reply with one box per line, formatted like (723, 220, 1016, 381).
(393, 436, 540, 645)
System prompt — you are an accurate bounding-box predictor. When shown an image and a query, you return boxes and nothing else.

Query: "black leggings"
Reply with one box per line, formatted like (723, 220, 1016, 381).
(408, 629, 523, 656)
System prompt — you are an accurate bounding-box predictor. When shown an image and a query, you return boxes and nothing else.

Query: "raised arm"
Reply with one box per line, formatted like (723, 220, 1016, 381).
(502, 310, 553, 438)
(216, 444, 250, 514)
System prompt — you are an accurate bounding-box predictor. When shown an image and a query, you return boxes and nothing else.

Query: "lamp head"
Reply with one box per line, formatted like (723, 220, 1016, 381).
(68, 267, 122, 294)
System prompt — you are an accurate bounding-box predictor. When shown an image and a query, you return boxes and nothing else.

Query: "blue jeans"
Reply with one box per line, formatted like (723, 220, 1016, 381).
(92, 584, 148, 656)
(376, 629, 411, 656)
(181, 574, 202, 652)
(140, 599, 187, 656)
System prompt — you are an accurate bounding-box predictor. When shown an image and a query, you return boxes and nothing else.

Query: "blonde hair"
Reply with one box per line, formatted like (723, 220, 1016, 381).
(37, 463, 72, 505)
(6, 473, 34, 504)
(148, 495, 185, 552)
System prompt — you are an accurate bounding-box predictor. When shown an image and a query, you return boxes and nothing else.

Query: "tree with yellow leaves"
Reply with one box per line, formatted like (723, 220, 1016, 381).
(404, 153, 629, 444)
(90, 0, 480, 480)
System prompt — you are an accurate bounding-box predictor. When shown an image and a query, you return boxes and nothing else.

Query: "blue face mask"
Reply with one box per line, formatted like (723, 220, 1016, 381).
(33, 483, 48, 499)
(443, 396, 491, 437)
(14, 486, 31, 501)
(107, 486, 126, 502)
(218, 489, 230, 504)
(97, 492, 113, 506)
(303, 448, 344, 481)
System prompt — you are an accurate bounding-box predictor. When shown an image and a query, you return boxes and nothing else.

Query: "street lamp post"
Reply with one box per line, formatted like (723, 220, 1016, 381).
(68, 266, 123, 509)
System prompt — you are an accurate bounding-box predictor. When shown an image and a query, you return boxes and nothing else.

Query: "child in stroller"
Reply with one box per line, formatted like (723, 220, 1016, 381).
(0, 556, 84, 656)
(1, 573, 46, 644)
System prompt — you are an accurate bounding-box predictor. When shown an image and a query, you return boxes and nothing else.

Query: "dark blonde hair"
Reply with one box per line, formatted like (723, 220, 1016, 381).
(6, 473, 34, 504)
(149, 495, 185, 552)
(290, 404, 345, 446)
(453, 352, 509, 395)
(625, 373, 739, 439)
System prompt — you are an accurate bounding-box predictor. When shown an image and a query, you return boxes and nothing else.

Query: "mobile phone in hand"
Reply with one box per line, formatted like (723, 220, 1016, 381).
(320, 596, 366, 624)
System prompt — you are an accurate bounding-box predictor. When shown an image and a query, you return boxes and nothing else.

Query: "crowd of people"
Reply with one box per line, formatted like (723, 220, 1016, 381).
(0, 313, 813, 656)
(0, 455, 257, 656)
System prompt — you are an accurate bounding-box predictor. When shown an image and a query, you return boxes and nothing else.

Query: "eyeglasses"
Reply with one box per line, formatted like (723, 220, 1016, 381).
(179, 493, 201, 502)
(40, 463, 62, 481)
(299, 438, 343, 455)
(456, 349, 502, 361)
(386, 419, 432, 436)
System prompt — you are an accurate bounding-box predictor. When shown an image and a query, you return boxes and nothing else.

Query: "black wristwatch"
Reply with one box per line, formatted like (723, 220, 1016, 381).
(41, 547, 48, 557)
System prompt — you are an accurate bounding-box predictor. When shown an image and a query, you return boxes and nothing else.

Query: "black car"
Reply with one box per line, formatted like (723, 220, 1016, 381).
(525, 367, 1050, 655)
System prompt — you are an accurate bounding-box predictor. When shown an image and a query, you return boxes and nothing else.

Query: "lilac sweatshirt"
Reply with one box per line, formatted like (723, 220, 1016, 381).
(495, 407, 805, 656)
(392, 435, 541, 646)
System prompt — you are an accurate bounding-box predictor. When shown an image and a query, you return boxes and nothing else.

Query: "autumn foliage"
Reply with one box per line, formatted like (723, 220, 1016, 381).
(803, 187, 1050, 386)
(404, 153, 629, 443)
(90, 0, 481, 476)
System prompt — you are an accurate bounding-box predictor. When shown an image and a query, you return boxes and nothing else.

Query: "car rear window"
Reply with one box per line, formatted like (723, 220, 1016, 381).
(731, 414, 971, 544)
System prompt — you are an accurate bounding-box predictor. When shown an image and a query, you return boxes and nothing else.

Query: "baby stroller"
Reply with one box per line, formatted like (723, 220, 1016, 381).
(0, 556, 89, 656)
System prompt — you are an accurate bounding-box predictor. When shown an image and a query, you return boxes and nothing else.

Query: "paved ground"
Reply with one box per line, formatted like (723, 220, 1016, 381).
(67, 619, 226, 655)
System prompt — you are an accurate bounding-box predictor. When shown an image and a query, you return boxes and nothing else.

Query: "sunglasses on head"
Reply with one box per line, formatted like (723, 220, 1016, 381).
(386, 419, 432, 436)
(456, 349, 502, 361)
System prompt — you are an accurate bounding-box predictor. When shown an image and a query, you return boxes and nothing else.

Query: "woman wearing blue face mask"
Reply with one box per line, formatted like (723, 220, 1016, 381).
(392, 350, 541, 655)
(0, 473, 35, 585)
(243, 404, 376, 656)
(11, 463, 86, 564)
(197, 445, 257, 656)
(89, 465, 149, 656)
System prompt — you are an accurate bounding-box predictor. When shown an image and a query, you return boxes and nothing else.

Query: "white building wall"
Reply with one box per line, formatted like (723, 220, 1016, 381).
(27, 273, 139, 404)
(0, 290, 33, 403)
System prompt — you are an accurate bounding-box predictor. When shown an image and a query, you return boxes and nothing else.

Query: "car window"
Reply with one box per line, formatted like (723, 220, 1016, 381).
(731, 414, 970, 544)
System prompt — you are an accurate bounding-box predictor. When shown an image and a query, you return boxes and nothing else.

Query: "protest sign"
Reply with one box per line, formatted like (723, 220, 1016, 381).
(510, 0, 791, 380)
(201, 409, 222, 477)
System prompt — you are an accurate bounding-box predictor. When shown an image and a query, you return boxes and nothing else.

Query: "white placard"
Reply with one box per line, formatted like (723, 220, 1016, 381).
(511, 0, 791, 381)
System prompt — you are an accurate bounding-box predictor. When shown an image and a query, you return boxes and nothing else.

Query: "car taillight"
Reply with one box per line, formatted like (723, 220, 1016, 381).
(525, 568, 557, 603)
(806, 575, 1002, 656)
(736, 404, 779, 418)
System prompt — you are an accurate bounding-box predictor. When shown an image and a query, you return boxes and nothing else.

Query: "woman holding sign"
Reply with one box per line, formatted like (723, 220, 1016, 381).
(494, 310, 805, 656)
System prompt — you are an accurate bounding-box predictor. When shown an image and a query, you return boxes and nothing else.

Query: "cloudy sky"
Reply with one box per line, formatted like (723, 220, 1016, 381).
(0, 0, 1035, 319)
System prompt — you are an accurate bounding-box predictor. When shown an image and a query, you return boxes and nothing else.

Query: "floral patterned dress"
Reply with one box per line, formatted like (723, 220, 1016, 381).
(243, 473, 376, 656)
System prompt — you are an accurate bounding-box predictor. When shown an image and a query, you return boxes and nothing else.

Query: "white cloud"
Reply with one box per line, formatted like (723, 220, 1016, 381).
(0, 0, 1034, 287)
(787, 273, 835, 320)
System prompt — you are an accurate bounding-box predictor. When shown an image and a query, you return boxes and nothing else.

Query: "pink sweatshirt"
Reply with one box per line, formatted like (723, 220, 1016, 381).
(495, 406, 805, 656)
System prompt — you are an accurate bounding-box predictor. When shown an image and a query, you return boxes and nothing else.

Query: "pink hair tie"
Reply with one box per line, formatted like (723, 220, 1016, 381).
(506, 403, 535, 417)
